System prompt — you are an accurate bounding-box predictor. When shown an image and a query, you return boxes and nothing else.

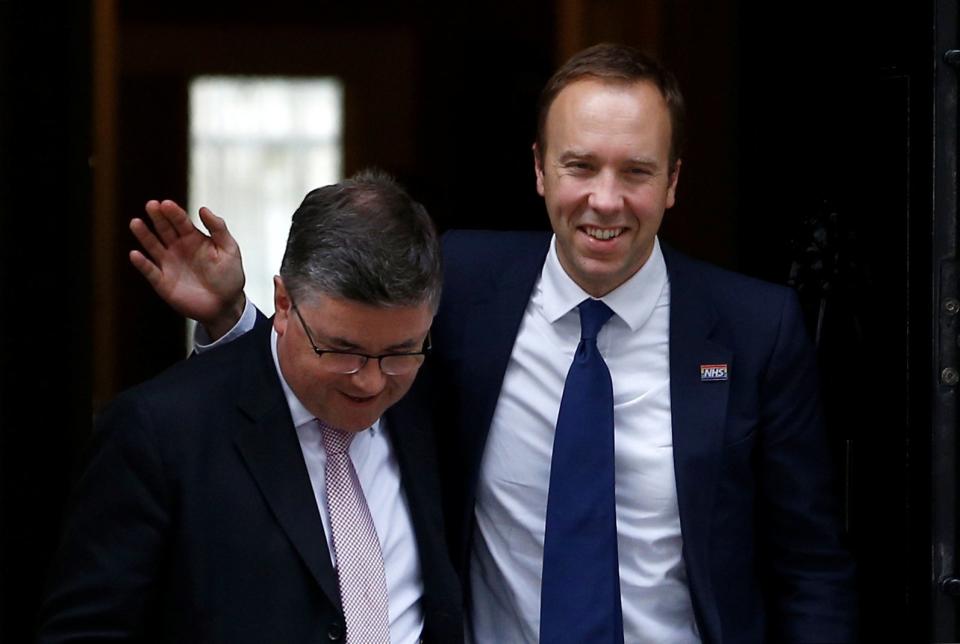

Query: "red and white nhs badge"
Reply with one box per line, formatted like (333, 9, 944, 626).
(700, 364, 728, 381)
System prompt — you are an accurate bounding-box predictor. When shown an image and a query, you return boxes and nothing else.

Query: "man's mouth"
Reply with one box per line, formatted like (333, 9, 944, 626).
(582, 226, 625, 240)
(341, 392, 378, 404)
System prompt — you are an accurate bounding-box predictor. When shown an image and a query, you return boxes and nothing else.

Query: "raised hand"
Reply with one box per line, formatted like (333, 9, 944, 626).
(130, 200, 247, 341)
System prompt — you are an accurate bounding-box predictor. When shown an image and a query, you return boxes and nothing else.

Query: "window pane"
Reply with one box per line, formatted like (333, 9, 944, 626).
(188, 76, 343, 345)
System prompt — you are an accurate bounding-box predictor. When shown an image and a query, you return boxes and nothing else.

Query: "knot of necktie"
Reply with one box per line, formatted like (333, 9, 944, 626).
(578, 298, 614, 341)
(319, 421, 355, 455)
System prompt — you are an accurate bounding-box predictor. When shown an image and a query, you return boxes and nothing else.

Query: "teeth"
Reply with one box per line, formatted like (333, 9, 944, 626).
(584, 227, 623, 240)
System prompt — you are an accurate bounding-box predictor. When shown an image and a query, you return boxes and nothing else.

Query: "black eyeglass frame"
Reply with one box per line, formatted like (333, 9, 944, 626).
(290, 300, 431, 376)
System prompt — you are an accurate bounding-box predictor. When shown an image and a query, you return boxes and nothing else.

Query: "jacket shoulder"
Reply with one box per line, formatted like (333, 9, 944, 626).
(663, 244, 800, 323)
(441, 229, 550, 270)
(97, 325, 270, 440)
(440, 229, 550, 294)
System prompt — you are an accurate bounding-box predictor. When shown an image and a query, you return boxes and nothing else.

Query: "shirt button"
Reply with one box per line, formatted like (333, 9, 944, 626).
(327, 622, 343, 641)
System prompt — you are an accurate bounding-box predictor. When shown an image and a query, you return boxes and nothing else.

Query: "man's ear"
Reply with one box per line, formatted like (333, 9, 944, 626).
(665, 159, 682, 209)
(273, 276, 290, 335)
(533, 142, 546, 197)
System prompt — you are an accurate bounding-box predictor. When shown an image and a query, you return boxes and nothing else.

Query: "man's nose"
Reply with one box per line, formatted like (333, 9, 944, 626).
(587, 171, 624, 215)
(350, 358, 387, 394)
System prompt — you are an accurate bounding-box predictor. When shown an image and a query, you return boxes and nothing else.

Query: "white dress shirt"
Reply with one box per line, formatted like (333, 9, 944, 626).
(469, 237, 700, 643)
(195, 317, 425, 643)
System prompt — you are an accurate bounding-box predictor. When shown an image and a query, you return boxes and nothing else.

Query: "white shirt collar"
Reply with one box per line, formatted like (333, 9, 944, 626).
(539, 235, 669, 332)
(270, 327, 379, 435)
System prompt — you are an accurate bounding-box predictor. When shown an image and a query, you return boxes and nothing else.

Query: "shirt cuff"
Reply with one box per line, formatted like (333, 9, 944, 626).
(194, 296, 257, 354)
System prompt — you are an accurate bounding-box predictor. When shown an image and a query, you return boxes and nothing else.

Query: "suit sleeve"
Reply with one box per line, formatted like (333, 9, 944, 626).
(37, 395, 171, 643)
(757, 291, 858, 641)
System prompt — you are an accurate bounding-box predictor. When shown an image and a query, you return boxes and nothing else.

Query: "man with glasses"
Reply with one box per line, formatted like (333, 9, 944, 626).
(38, 170, 462, 644)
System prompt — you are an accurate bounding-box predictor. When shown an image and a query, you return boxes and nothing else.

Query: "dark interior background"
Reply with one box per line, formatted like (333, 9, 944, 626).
(2, 0, 955, 640)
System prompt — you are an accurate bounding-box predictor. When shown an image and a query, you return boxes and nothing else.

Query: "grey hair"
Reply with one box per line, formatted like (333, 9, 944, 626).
(279, 169, 442, 310)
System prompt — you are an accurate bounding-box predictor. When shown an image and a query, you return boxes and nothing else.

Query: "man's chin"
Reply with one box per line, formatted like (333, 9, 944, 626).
(564, 258, 633, 295)
(312, 407, 378, 433)
(322, 418, 375, 433)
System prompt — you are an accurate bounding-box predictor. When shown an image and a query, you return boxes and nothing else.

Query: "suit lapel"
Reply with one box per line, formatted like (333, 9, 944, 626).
(663, 246, 729, 639)
(232, 321, 341, 609)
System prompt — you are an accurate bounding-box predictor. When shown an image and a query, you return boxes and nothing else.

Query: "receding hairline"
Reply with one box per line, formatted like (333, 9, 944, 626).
(538, 77, 675, 158)
(535, 44, 686, 167)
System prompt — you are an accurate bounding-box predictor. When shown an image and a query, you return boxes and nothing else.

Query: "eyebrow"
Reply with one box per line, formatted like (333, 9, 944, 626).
(557, 150, 596, 163)
(317, 333, 422, 353)
(624, 156, 659, 166)
(556, 150, 660, 167)
(320, 335, 362, 351)
(384, 339, 424, 352)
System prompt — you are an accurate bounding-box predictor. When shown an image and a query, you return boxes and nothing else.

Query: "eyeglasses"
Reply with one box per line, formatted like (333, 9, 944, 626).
(290, 301, 430, 376)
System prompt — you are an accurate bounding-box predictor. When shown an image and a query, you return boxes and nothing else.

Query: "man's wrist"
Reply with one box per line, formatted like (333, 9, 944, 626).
(194, 295, 257, 353)
(204, 294, 247, 343)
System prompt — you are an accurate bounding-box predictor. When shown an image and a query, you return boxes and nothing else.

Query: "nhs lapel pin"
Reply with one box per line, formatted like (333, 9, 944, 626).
(700, 363, 728, 382)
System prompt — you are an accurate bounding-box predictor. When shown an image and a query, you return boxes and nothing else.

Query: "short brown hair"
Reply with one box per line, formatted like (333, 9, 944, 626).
(536, 43, 686, 169)
(280, 169, 443, 311)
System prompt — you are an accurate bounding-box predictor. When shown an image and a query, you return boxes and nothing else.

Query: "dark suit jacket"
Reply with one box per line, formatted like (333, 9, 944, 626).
(420, 230, 857, 644)
(38, 316, 462, 644)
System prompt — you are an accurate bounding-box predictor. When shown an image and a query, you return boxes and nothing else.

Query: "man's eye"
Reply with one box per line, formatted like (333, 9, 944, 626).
(566, 162, 592, 172)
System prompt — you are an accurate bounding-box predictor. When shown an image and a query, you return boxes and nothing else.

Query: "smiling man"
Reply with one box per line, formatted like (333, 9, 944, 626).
(38, 171, 462, 644)
(118, 44, 856, 643)
(426, 44, 855, 643)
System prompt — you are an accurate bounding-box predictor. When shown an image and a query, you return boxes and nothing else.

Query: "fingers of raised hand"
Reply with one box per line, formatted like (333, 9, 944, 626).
(130, 217, 166, 261)
(143, 199, 181, 245)
(198, 206, 238, 252)
(160, 199, 199, 238)
(128, 249, 164, 289)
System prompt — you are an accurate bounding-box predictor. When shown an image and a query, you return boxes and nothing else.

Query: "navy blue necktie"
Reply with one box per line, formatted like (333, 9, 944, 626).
(540, 298, 622, 644)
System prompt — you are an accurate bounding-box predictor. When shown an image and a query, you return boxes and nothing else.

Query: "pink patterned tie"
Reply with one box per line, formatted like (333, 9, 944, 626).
(319, 422, 391, 644)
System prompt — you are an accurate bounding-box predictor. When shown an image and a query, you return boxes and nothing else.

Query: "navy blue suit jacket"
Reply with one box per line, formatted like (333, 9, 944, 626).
(420, 230, 856, 643)
(39, 316, 462, 644)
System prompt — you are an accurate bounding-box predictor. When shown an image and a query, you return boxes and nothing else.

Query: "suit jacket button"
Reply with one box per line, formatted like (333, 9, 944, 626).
(327, 622, 344, 641)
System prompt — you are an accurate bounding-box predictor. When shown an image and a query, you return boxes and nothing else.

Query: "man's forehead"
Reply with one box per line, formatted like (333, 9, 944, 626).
(543, 79, 672, 151)
(551, 77, 666, 111)
(296, 290, 423, 312)
(298, 294, 433, 347)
